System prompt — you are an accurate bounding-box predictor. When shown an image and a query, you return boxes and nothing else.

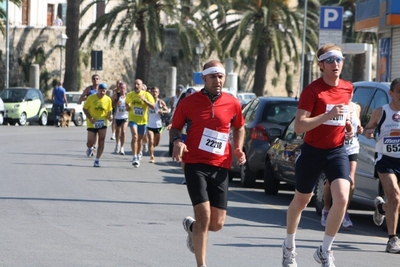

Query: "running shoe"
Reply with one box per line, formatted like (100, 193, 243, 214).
(93, 160, 100, 167)
(138, 151, 142, 160)
(386, 236, 400, 253)
(342, 212, 353, 228)
(282, 242, 297, 267)
(120, 147, 125, 155)
(114, 144, 119, 154)
(110, 133, 116, 140)
(313, 245, 335, 267)
(321, 209, 329, 227)
(143, 143, 148, 153)
(149, 156, 155, 163)
(86, 147, 95, 157)
(373, 196, 385, 226)
(132, 156, 140, 168)
(182, 216, 195, 253)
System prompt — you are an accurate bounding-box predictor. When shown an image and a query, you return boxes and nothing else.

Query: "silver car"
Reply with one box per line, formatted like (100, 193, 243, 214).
(265, 81, 391, 215)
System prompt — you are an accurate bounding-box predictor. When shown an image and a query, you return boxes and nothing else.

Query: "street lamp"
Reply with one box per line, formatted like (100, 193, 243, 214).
(195, 42, 204, 71)
(57, 33, 68, 80)
(307, 50, 315, 85)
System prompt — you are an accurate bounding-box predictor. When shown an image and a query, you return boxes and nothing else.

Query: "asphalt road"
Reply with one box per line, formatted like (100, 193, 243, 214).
(0, 125, 397, 267)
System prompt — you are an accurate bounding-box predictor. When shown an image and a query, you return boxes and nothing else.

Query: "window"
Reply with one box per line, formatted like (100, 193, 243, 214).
(364, 89, 389, 126)
(244, 99, 258, 122)
(261, 103, 298, 124)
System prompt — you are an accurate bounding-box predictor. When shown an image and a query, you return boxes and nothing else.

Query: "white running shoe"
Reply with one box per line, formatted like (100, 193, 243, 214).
(373, 196, 385, 226)
(110, 133, 116, 140)
(386, 236, 400, 253)
(313, 246, 335, 267)
(342, 212, 353, 228)
(138, 151, 142, 160)
(182, 216, 195, 253)
(321, 209, 329, 227)
(114, 144, 119, 154)
(120, 147, 125, 155)
(132, 156, 140, 168)
(142, 143, 148, 153)
(282, 243, 297, 267)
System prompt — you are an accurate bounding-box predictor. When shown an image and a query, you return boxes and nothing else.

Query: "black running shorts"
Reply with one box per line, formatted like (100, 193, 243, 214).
(295, 143, 351, 194)
(184, 163, 229, 210)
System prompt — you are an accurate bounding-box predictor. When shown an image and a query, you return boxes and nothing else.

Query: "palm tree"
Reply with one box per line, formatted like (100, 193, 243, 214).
(79, 0, 180, 84)
(0, 0, 22, 35)
(64, 0, 80, 92)
(215, 0, 319, 96)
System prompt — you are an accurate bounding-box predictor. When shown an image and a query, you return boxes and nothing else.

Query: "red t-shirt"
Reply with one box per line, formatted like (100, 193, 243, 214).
(172, 91, 244, 169)
(298, 77, 353, 149)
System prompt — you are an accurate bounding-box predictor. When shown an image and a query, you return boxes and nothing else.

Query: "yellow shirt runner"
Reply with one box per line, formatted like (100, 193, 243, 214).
(83, 94, 113, 128)
(125, 90, 155, 125)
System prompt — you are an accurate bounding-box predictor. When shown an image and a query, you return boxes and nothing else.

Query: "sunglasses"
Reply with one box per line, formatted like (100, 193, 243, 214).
(324, 57, 343, 64)
(92, 78, 99, 80)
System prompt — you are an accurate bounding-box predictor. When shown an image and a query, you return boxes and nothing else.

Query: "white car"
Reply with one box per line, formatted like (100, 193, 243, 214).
(0, 97, 4, 125)
(237, 92, 256, 106)
(46, 92, 86, 126)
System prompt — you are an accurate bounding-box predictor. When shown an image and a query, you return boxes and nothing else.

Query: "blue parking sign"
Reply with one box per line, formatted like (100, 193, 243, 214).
(319, 6, 343, 30)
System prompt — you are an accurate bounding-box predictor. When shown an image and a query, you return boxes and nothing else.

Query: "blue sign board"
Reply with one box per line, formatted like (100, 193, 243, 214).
(319, 6, 344, 30)
(192, 72, 204, 85)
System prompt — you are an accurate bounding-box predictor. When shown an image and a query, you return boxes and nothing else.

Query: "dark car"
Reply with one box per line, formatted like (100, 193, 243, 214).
(264, 81, 391, 215)
(0, 87, 48, 126)
(230, 97, 298, 187)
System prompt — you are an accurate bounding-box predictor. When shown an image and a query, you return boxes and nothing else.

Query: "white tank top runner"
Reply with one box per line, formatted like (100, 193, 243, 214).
(115, 95, 128, 120)
(345, 102, 360, 155)
(148, 100, 163, 128)
(375, 104, 400, 158)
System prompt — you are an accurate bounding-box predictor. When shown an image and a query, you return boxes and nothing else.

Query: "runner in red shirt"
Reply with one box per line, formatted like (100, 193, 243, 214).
(282, 44, 354, 267)
(170, 60, 245, 267)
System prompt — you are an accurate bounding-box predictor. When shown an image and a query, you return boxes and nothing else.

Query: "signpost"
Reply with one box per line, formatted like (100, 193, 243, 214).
(319, 6, 343, 47)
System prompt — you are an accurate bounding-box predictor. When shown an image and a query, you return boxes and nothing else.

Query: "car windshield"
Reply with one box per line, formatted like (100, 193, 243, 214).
(262, 103, 297, 124)
(66, 94, 81, 104)
(0, 88, 28, 103)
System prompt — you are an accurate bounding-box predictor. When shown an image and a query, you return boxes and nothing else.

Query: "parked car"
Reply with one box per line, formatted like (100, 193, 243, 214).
(0, 87, 48, 126)
(46, 92, 86, 126)
(229, 97, 299, 187)
(264, 81, 391, 215)
(0, 97, 4, 125)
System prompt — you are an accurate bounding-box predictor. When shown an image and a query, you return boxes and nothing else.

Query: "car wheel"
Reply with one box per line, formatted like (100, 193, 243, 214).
(314, 173, 326, 216)
(264, 160, 279, 195)
(18, 112, 27, 126)
(240, 159, 257, 188)
(74, 114, 84, 126)
(0, 113, 3, 125)
(39, 112, 48, 126)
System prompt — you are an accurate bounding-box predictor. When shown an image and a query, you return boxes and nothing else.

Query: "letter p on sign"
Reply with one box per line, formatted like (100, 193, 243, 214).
(319, 6, 343, 30)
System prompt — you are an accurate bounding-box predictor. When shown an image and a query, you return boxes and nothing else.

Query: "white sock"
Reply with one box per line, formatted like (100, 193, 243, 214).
(285, 234, 296, 249)
(322, 234, 335, 252)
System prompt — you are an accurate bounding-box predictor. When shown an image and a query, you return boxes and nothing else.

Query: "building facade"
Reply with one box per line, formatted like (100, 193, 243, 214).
(356, 0, 400, 82)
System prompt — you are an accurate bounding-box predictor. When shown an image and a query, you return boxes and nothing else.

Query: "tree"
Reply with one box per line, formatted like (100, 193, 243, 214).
(79, 0, 181, 85)
(63, 0, 80, 92)
(0, 0, 22, 35)
(215, 0, 319, 96)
